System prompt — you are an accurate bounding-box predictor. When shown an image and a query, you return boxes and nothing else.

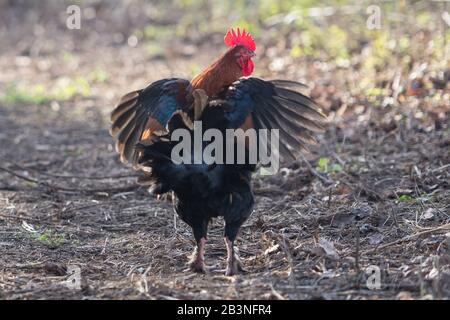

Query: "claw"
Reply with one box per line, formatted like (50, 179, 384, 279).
(225, 255, 244, 276)
(189, 259, 206, 273)
(224, 237, 245, 276)
(189, 237, 207, 274)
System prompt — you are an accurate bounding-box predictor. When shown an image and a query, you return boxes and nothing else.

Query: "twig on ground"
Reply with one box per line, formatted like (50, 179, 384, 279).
(9, 162, 139, 180)
(362, 223, 450, 255)
(299, 154, 333, 185)
(0, 165, 140, 195)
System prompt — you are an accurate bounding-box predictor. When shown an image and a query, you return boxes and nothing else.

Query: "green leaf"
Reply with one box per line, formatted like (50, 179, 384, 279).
(318, 157, 329, 169)
(329, 164, 343, 173)
(398, 194, 413, 202)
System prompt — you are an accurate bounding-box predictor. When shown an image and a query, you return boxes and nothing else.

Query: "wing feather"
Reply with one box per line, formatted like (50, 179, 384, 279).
(110, 78, 189, 165)
(212, 77, 326, 163)
(110, 91, 140, 123)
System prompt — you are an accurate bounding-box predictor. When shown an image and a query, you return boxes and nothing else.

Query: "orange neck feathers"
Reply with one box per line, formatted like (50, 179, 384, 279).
(190, 49, 242, 97)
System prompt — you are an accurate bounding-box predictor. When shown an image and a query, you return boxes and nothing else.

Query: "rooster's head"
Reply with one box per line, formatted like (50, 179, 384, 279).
(224, 27, 256, 77)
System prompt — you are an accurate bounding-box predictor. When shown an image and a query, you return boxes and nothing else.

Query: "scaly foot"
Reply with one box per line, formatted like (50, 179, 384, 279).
(224, 237, 245, 276)
(189, 237, 206, 273)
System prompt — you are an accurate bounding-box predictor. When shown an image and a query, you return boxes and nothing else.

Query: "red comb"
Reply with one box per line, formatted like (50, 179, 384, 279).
(224, 27, 256, 51)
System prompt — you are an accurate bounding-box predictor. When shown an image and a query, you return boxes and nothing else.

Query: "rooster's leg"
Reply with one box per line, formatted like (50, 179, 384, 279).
(189, 237, 206, 273)
(189, 219, 208, 273)
(224, 221, 245, 276)
(224, 237, 244, 276)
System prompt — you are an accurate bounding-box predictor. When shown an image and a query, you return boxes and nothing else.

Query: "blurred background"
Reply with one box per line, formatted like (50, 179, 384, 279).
(0, 0, 448, 115)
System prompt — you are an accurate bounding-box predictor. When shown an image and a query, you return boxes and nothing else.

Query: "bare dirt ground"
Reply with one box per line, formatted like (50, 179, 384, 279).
(0, 1, 449, 300)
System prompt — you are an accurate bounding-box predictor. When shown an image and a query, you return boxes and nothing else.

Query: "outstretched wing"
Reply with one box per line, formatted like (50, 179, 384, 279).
(110, 78, 190, 165)
(212, 77, 326, 162)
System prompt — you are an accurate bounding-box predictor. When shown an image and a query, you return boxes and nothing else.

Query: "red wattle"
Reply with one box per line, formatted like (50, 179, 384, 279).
(242, 59, 254, 76)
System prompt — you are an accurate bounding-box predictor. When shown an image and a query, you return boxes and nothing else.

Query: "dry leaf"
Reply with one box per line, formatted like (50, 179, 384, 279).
(264, 244, 280, 256)
(422, 208, 435, 220)
(318, 238, 340, 260)
(369, 233, 384, 245)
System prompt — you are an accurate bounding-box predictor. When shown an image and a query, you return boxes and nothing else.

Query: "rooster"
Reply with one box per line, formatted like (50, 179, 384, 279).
(110, 28, 326, 275)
